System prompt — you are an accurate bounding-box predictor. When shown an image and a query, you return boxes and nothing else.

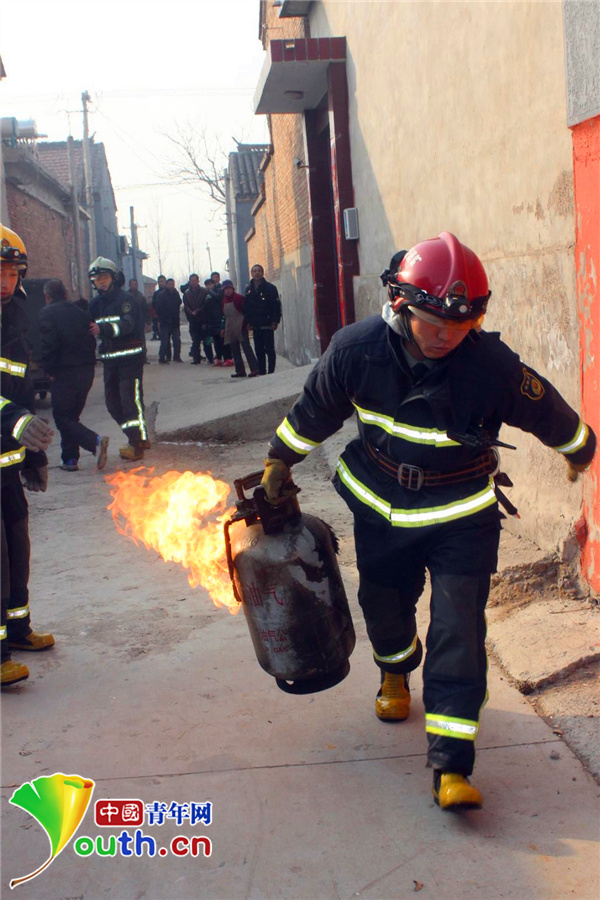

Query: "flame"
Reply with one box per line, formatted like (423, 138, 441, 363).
(105, 467, 239, 614)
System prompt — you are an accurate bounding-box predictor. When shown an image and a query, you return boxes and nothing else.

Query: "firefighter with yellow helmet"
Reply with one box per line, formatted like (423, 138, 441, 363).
(262, 232, 596, 811)
(1, 225, 56, 687)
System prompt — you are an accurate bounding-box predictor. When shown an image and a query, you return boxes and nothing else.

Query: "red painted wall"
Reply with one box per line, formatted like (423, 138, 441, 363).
(571, 115, 600, 593)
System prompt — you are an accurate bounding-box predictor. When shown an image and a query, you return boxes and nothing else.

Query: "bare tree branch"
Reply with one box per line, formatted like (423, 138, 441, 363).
(165, 125, 228, 207)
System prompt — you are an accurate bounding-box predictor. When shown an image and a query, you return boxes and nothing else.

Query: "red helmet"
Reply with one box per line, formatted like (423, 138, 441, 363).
(387, 232, 490, 322)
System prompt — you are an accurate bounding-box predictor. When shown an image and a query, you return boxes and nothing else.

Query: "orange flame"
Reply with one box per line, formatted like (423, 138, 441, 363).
(105, 467, 239, 614)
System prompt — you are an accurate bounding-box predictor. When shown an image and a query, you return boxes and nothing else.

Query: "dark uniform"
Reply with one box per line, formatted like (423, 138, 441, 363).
(1, 301, 48, 655)
(244, 277, 281, 374)
(38, 298, 98, 465)
(152, 288, 182, 363)
(90, 286, 147, 447)
(268, 314, 596, 775)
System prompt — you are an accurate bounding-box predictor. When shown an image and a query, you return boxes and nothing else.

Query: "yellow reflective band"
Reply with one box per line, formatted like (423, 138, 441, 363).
(425, 713, 479, 741)
(336, 458, 497, 528)
(7, 605, 30, 620)
(276, 417, 321, 455)
(111, 323, 121, 337)
(121, 419, 141, 430)
(0, 357, 27, 377)
(352, 401, 460, 447)
(373, 634, 418, 664)
(134, 379, 147, 440)
(12, 414, 33, 441)
(95, 316, 121, 324)
(0, 448, 26, 467)
(553, 420, 589, 455)
(0, 397, 10, 411)
(100, 347, 143, 359)
(0, 625, 6, 640)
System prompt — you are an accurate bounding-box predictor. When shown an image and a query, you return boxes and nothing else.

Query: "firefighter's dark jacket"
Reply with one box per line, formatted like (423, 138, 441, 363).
(269, 315, 596, 529)
(38, 299, 96, 376)
(90, 287, 145, 366)
(1, 300, 47, 481)
(244, 278, 281, 329)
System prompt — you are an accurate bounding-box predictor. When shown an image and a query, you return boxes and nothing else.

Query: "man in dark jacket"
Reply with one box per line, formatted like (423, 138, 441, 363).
(153, 278, 182, 364)
(150, 276, 165, 340)
(261, 232, 596, 812)
(244, 264, 281, 374)
(89, 257, 148, 462)
(39, 279, 109, 472)
(183, 274, 210, 364)
(1, 225, 55, 687)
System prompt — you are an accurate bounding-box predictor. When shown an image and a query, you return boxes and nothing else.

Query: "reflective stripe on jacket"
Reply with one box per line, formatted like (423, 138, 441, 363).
(269, 315, 596, 528)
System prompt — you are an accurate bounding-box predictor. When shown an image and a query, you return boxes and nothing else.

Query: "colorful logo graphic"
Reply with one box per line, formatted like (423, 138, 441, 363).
(9, 773, 95, 889)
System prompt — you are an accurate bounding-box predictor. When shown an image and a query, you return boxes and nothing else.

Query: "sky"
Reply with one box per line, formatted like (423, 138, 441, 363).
(1, 0, 270, 285)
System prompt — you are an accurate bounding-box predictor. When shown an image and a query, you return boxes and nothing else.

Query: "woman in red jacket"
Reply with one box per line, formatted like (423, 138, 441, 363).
(220, 280, 260, 378)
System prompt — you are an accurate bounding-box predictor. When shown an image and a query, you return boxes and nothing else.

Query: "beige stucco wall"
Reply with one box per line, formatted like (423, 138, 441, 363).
(310, 0, 581, 553)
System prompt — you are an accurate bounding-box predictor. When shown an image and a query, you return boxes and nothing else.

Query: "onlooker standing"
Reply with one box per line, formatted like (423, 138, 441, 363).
(204, 278, 225, 366)
(244, 264, 282, 374)
(183, 274, 209, 365)
(221, 280, 259, 379)
(38, 279, 109, 472)
(150, 276, 165, 340)
(127, 278, 151, 364)
(153, 278, 182, 364)
(208, 274, 232, 366)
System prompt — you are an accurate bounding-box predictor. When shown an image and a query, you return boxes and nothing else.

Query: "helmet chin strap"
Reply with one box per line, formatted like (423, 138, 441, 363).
(381, 302, 423, 355)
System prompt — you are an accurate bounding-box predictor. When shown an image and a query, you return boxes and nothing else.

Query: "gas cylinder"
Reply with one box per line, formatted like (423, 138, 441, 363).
(224, 472, 355, 694)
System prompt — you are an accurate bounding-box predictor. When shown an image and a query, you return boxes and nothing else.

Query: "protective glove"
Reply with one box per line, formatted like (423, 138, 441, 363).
(19, 416, 54, 452)
(566, 460, 592, 483)
(261, 457, 292, 505)
(21, 466, 48, 493)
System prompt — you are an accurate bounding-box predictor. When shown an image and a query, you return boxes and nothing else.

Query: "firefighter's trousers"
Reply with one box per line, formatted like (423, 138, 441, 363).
(354, 509, 501, 776)
(1, 478, 31, 658)
(103, 357, 147, 446)
(51, 365, 98, 463)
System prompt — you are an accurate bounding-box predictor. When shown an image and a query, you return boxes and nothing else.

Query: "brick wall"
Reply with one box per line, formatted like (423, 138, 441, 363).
(248, 114, 311, 278)
(6, 183, 78, 293)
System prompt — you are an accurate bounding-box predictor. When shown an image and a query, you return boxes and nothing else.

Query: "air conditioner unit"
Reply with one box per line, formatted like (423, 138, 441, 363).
(343, 208, 359, 241)
(118, 235, 129, 255)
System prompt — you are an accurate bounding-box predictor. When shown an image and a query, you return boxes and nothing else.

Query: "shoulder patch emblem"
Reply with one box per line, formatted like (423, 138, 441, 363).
(122, 302, 132, 314)
(520, 367, 545, 400)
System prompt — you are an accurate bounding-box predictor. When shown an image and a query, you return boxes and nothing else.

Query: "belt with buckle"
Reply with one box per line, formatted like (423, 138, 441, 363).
(365, 442, 497, 491)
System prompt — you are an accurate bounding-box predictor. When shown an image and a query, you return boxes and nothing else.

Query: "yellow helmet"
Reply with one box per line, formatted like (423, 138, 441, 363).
(1, 225, 28, 300)
(1, 224, 28, 271)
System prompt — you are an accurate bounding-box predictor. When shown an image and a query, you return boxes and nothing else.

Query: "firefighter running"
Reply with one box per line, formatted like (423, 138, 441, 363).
(88, 257, 149, 462)
(261, 232, 596, 811)
(1, 225, 55, 687)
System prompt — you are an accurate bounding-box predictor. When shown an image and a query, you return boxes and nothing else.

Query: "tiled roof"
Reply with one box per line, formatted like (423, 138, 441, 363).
(228, 145, 269, 200)
(37, 141, 114, 202)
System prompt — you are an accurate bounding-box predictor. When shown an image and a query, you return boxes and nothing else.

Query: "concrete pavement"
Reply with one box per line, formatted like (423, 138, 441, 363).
(1, 333, 599, 900)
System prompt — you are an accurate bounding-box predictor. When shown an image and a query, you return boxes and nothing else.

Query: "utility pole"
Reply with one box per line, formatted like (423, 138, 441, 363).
(130, 206, 138, 285)
(206, 243, 212, 272)
(81, 91, 98, 260)
(67, 135, 87, 298)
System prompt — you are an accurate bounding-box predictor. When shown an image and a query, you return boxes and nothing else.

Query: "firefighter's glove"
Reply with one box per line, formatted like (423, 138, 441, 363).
(261, 457, 292, 505)
(566, 460, 591, 483)
(21, 466, 48, 493)
(19, 416, 54, 452)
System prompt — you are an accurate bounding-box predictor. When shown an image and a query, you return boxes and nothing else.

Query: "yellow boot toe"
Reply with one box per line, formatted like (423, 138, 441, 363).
(432, 772, 483, 811)
(1, 660, 30, 685)
(375, 672, 411, 721)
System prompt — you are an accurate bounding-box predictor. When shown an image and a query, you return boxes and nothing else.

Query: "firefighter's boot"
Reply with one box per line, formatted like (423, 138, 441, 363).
(8, 630, 55, 651)
(1, 659, 29, 686)
(432, 772, 483, 811)
(375, 672, 411, 721)
(119, 443, 144, 462)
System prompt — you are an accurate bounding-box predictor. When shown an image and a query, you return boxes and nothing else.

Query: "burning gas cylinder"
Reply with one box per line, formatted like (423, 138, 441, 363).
(224, 472, 355, 694)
